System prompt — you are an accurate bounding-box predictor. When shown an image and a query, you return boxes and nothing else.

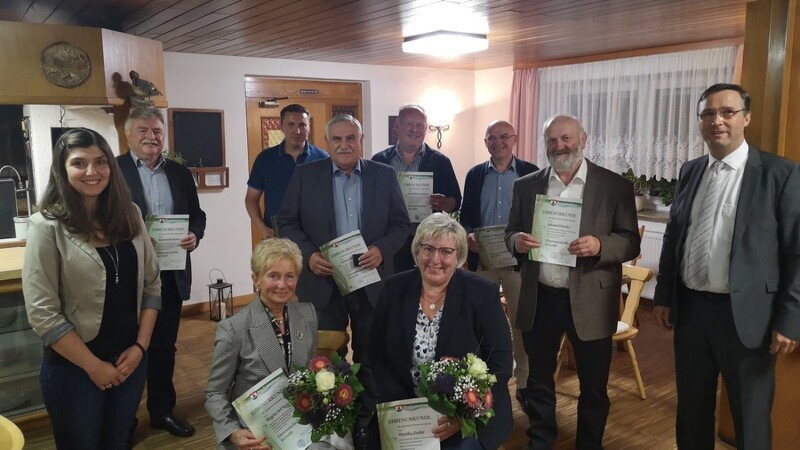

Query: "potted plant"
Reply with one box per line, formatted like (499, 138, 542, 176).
(622, 169, 649, 211)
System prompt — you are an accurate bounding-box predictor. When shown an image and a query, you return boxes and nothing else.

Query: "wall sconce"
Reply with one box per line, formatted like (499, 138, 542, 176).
(208, 269, 233, 321)
(428, 124, 450, 149)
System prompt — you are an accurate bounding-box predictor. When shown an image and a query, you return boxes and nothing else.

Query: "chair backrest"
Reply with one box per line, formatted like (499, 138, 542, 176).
(629, 225, 646, 266)
(620, 264, 653, 326)
(316, 330, 350, 358)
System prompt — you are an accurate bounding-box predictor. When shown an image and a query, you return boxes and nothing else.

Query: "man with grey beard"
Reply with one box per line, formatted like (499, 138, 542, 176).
(505, 115, 640, 449)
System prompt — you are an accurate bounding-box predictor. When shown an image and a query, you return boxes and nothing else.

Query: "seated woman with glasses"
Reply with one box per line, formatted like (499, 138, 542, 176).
(368, 213, 513, 449)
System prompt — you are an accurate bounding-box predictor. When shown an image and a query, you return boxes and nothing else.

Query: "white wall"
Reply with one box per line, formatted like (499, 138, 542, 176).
(473, 66, 514, 162)
(164, 52, 486, 304)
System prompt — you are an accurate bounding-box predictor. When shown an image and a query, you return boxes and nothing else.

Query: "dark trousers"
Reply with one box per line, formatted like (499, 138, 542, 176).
(41, 355, 147, 450)
(316, 288, 376, 427)
(674, 286, 775, 450)
(146, 273, 182, 419)
(393, 235, 416, 273)
(521, 284, 612, 450)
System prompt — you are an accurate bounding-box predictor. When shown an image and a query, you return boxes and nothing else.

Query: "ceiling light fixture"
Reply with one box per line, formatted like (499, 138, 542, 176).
(402, 30, 488, 56)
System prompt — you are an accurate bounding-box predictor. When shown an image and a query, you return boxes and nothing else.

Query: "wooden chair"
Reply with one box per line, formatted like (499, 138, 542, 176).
(555, 264, 653, 400)
(629, 225, 646, 266)
(316, 330, 350, 358)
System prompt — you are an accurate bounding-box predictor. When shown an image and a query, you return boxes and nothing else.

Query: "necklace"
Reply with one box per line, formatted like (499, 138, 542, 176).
(102, 244, 119, 285)
(420, 293, 445, 310)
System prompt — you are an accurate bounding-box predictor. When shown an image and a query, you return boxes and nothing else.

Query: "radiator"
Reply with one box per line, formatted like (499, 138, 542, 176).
(635, 221, 666, 299)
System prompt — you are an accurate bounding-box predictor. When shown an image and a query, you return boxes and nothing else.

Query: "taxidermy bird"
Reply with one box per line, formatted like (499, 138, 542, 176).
(129, 70, 162, 107)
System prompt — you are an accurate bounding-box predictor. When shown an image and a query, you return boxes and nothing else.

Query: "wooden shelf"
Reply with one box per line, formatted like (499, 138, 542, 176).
(189, 167, 229, 191)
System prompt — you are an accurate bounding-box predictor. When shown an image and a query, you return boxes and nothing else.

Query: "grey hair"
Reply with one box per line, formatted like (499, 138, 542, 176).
(397, 104, 427, 122)
(411, 213, 468, 267)
(325, 114, 363, 137)
(125, 107, 166, 135)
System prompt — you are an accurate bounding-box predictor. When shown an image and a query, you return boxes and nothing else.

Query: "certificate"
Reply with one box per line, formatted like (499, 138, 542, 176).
(232, 369, 313, 450)
(529, 195, 582, 267)
(398, 172, 433, 222)
(377, 398, 441, 450)
(145, 214, 189, 270)
(319, 230, 381, 295)
(475, 224, 516, 269)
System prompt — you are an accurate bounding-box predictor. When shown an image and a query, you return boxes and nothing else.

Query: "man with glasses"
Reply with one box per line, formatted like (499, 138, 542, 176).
(372, 105, 461, 272)
(460, 120, 538, 406)
(653, 83, 800, 449)
(505, 115, 640, 450)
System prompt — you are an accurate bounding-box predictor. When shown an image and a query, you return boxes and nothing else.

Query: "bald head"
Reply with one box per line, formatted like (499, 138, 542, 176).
(484, 120, 517, 168)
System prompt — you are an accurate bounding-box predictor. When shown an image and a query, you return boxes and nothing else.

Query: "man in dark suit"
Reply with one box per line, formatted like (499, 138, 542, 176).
(372, 105, 461, 272)
(118, 107, 207, 438)
(653, 83, 800, 449)
(277, 114, 410, 448)
(505, 115, 640, 450)
(460, 120, 538, 404)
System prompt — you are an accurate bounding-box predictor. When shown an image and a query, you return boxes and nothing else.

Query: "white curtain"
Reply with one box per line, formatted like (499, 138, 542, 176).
(528, 46, 738, 180)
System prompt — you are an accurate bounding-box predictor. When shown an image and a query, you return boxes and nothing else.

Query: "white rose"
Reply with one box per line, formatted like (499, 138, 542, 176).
(315, 370, 336, 392)
(467, 356, 489, 379)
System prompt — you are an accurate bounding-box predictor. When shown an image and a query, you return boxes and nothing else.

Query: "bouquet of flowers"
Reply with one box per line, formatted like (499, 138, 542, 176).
(284, 355, 364, 442)
(417, 353, 497, 439)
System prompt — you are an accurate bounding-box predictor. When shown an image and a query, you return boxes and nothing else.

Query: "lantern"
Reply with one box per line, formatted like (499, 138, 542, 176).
(208, 278, 233, 321)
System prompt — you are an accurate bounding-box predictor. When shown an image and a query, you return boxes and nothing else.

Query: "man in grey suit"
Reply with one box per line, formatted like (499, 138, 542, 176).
(505, 115, 640, 450)
(653, 83, 800, 449)
(277, 114, 410, 448)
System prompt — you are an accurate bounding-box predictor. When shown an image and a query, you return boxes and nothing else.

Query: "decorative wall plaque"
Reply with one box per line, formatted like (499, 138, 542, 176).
(40, 41, 91, 88)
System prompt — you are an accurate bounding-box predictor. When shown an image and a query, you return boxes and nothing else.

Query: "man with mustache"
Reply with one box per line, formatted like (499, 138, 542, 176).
(245, 104, 328, 240)
(372, 105, 461, 272)
(505, 115, 640, 450)
(460, 120, 539, 407)
(118, 107, 207, 438)
(278, 114, 410, 449)
(653, 83, 800, 449)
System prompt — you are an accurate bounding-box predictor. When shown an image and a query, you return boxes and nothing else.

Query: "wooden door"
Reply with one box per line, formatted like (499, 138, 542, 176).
(244, 77, 363, 248)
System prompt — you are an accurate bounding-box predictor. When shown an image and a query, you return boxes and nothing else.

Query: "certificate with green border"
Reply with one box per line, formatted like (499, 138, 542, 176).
(145, 214, 189, 270)
(529, 195, 582, 267)
(377, 397, 441, 450)
(398, 172, 433, 223)
(475, 224, 516, 269)
(319, 230, 381, 295)
(232, 369, 312, 450)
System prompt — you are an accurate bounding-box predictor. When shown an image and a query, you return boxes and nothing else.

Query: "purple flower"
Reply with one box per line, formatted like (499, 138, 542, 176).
(432, 373, 456, 396)
(332, 359, 352, 376)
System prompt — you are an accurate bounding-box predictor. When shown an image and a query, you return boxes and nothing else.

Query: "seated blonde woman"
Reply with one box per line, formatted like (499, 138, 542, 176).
(205, 239, 317, 450)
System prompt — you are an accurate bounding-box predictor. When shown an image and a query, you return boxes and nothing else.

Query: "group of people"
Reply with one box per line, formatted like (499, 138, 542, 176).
(22, 81, 799, 450)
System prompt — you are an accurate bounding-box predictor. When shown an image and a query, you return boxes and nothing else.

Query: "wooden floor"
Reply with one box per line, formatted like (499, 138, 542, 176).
(21, 304, 735, 449)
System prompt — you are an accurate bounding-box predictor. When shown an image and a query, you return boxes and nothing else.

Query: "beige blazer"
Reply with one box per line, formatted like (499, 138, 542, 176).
(205, 299, 318, 449)
(23, 205, 161, 346)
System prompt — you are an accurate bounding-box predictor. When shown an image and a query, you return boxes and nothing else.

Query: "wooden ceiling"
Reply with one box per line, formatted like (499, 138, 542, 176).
(1, 0, 753, 70)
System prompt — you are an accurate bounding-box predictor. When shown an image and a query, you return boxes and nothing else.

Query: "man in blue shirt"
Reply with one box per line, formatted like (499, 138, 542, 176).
(460, 120, 539, 407)
(245, 104, 328, 240)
